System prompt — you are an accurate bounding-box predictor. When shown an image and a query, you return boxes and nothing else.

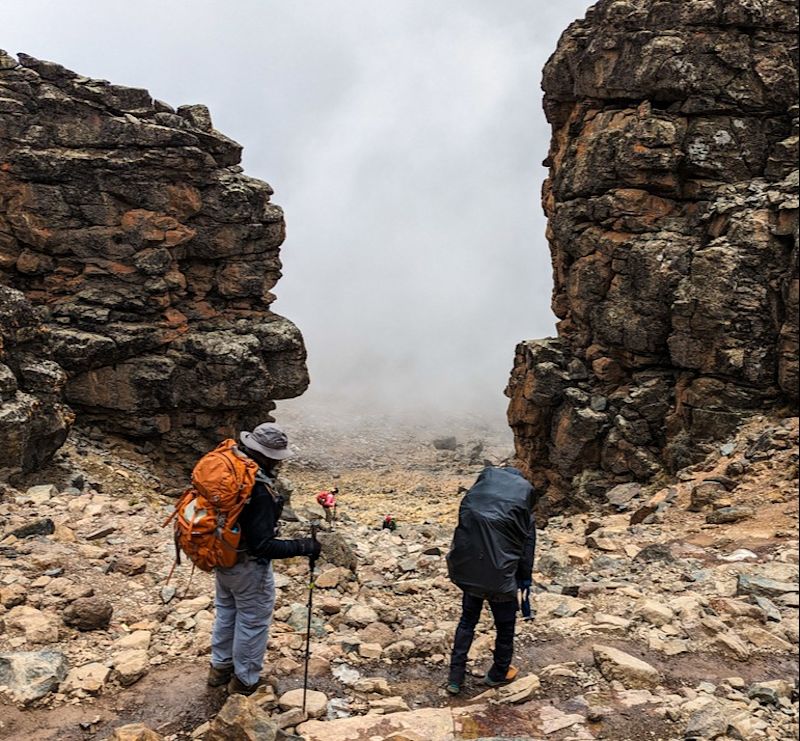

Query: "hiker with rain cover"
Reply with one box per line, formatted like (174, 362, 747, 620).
(445, 465, 536, 695)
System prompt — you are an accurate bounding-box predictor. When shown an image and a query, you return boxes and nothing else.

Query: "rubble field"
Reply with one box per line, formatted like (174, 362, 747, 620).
(0, 413, 797, 741)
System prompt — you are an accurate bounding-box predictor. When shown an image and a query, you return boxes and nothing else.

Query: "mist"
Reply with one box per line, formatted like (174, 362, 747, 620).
(4, 0, 593, 427)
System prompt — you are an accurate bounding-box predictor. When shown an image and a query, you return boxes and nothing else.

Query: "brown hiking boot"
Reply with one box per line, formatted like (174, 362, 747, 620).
(207, 664, 234, 687)
(484, 665, 519, 687)
(227, 675, 269, 696)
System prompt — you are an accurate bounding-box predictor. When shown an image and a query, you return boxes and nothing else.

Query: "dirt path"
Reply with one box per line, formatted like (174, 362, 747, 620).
(3, 632, 795, 741)
(0, 662, 224, 741)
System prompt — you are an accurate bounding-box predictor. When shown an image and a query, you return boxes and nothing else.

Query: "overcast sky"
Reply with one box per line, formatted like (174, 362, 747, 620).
(5, 0, 592, 426)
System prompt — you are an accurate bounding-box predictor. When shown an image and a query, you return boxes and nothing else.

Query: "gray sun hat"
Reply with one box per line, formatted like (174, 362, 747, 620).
(240, 422, 292, 461)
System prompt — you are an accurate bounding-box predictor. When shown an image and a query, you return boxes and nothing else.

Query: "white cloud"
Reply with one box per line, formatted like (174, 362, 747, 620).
(4, 0, 594, 423)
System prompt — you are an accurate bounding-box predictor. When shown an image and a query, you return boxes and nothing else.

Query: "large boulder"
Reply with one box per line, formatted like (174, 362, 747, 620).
(506, 0, 799, 507)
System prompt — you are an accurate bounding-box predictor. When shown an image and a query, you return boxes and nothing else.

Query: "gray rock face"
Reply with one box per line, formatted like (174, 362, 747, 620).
(0, 52, 308, 458)
(507, 0, 799, 508)
(0, 285, 74, 476)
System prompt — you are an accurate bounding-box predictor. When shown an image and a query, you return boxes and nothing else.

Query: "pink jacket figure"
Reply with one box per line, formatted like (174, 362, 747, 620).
(316, 488, 338, 523)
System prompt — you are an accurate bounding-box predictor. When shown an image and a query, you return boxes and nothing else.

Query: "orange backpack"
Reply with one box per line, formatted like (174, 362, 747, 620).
(164, 439, 259, 573)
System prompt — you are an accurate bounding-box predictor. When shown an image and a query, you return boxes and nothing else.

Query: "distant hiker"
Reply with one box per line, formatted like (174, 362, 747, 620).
(382, 514, 397, 532)
(199, 422, 322, 695)
(316, 487, 338, 524)
(445, 466, 536, 696)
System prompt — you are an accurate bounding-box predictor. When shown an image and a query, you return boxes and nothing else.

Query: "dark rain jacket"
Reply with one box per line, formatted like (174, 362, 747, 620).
(238, 470, 314, 562)
(447, 466, 537, 602)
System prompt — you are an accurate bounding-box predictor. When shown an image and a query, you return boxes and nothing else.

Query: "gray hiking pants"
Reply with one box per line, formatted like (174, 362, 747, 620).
(211, 559, 275, 686)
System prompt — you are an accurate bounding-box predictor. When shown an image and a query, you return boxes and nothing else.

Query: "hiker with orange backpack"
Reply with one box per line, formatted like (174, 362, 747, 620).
(201, 423, 321, 694)
(445, 466, 536, 696)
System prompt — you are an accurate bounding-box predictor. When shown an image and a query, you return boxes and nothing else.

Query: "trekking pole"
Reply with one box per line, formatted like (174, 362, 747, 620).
(302, 522, 319, 717)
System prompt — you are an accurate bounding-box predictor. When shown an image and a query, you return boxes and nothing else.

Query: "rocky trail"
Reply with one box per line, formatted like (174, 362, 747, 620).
(0, 413, 797, 741)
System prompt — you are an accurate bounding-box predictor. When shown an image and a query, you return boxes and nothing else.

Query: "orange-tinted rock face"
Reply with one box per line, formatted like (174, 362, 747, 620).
(0, 51, 308, 461)
(507, 0, 799, 509)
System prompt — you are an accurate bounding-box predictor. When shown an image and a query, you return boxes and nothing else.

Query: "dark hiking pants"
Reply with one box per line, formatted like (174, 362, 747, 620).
(448, 591, 517, 685)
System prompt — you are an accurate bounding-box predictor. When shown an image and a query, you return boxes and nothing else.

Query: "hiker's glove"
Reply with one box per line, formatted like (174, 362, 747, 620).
(517, 579, 532, 590)
(301, 538, 322, 559)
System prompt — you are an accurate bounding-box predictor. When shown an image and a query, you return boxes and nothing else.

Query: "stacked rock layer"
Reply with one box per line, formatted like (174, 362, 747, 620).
(0, 52, 308, 464)
(0, 284, 74, 475)
(507, 0, 799, 507)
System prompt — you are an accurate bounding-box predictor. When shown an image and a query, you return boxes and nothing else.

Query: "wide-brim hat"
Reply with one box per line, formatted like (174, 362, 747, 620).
(240, 422, 293, 460)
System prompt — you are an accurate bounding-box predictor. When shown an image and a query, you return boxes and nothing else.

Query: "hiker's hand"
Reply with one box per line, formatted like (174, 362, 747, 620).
(517, 579, 532, 590)
(302, 538, 322, 559)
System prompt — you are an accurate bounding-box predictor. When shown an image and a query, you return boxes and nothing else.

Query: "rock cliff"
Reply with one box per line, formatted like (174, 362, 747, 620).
(507, 0, 799, 508)
(0, 285, 73, 475)
(0, 51, 308, 461)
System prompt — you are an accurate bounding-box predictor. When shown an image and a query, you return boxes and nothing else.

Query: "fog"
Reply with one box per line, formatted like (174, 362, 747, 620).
(4, 0, 593, 427)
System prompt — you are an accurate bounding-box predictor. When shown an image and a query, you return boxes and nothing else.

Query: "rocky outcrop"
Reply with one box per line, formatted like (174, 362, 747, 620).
(0, 51, 308, 458)
(0, 285, 73, 476)
(507, 0, 799, 506)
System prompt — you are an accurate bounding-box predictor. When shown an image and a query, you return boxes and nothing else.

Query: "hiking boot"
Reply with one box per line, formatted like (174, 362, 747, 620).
(446, 681, 462, 696)
(484, 665, 519, 687)
(227, 675, 269, 696)
(207, 664, 234, 687)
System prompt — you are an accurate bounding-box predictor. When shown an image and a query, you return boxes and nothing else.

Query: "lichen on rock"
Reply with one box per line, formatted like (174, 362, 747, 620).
(507, 0, 799, 508)
(0, 51, 308, 459)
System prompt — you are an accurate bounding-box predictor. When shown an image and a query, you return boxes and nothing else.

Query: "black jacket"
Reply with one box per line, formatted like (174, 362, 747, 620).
(447, 466, 537, 601)
(238, 471, 314, 562)
(516, 515, 536, 584)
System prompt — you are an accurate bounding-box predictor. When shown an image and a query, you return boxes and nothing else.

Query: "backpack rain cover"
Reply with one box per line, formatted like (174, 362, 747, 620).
(447, 467, 534, 599)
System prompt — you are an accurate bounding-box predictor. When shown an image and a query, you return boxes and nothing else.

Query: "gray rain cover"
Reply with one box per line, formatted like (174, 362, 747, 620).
(447, 467, 534, 599)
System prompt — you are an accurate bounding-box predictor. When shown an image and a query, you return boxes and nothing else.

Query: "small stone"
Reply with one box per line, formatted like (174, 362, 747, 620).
(63, 662, 110, 694)
(637, 599, 675, 627)
(85, 526, 116, 541)
(384, 640, 416, 659)
(344, 604, 379, 627)
(737, 574, 799, 599)
(279, 688, 328, 719)
(160, 586, 177, 604)
(748, 680, 793, 705)
(23, 484, 58, 503)
(496, 673, 541, 703)
(113, 556, 147, 576)
(432, 436, 457, 451)
(207, 693, 278, 740)
(753, 595, 782, 622)
(315, 568, 343, 589)
(318, 595, 341, 615)
(113, 649, 149, 686)
(63, 596, 113, 631)
(359, 643, 383, 660)
(110, 723, 164, 741)
(592, 644, 661, 689)
(114, 630, 152, 651)
(706, 506, 753, 524)
(713, 632, 750, 661)
(5, 518, 55, 540)
(5, 605, 60, 644)
(685, 702, 727, 739)
(689, 481, 727, 511)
